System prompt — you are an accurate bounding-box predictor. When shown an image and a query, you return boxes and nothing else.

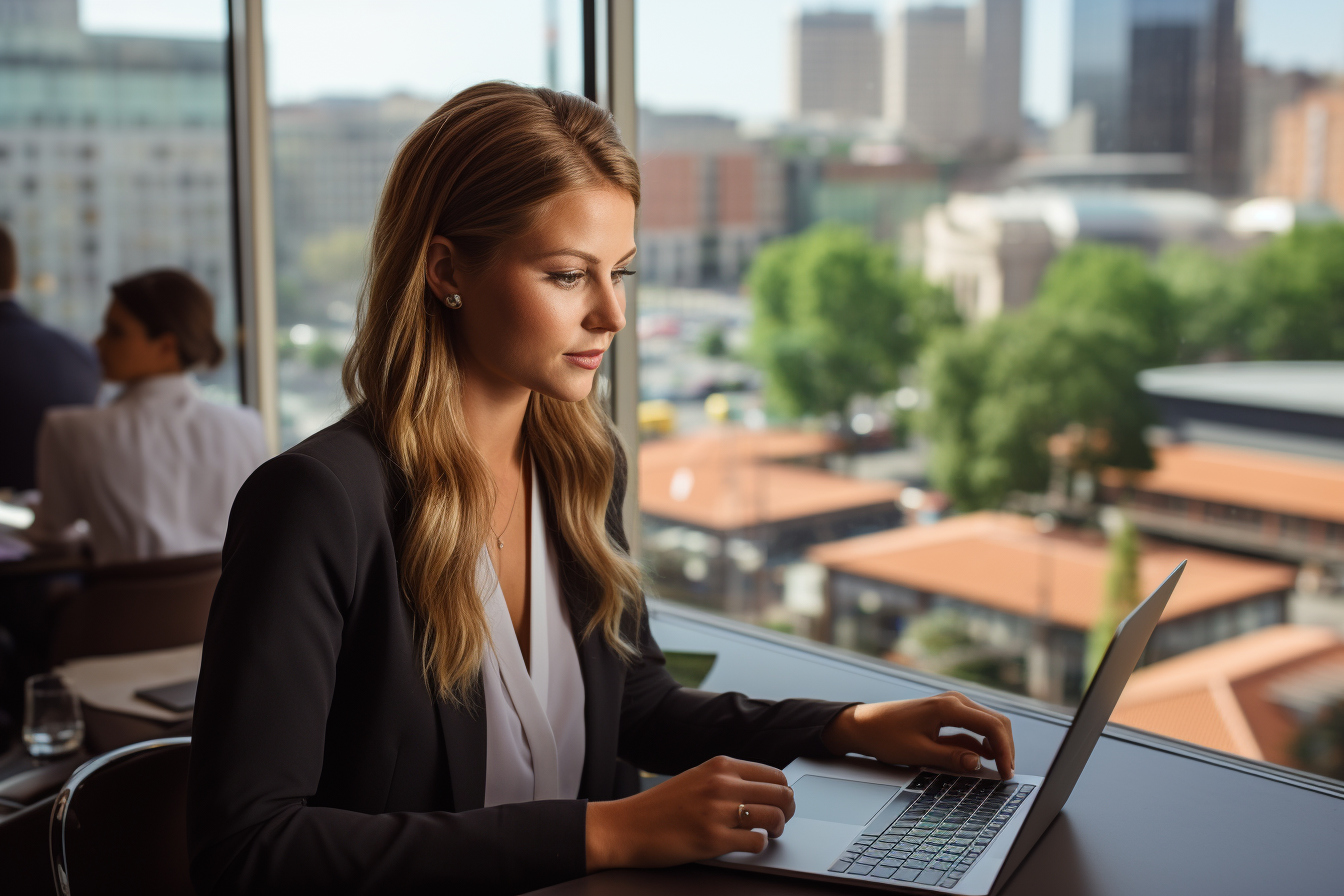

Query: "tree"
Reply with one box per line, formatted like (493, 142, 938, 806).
(1236, 223, 1344, 360)
(1035, 243, 1180, 367)
(1085, 514, 1141, 685)
(748, 223, 956, 418)
(920, 244, 1176, 510)
(1153, 243, 1244, 363)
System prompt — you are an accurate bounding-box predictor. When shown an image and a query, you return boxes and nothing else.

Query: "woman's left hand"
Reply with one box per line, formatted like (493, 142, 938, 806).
(821, 691, 1016, 779)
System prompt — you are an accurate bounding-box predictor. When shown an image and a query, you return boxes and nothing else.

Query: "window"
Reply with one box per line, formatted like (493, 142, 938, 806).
(1, 0, 239, 401)
(633, 0, 1344, 784)
(263, 0, 586, 447)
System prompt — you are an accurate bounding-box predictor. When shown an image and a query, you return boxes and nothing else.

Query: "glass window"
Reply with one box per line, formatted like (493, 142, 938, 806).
(264, 0, 586, 447)
(0, 0, 239, 402)
(635, 0, 1344, 782)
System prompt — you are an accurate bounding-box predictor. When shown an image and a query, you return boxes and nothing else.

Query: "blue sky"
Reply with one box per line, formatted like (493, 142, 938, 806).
(82, 0, 1344, 125)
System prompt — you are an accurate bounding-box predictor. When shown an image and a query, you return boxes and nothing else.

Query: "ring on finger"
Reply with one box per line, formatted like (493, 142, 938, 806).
(737, 803, 751, 828)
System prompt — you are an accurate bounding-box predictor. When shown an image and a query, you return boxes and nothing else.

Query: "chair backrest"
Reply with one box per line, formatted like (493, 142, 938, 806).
(50, 552, 220, 664)
(49, 737, 192, 896)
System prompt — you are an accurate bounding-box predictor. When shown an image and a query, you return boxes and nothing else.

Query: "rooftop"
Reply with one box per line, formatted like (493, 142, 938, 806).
(807, 512, 1297, 629)
(639, 429, 899, 531)
(1113, 625, 1344, 765)
(1138, 363, 1344, 419)
(1102, 442, 1344, 524)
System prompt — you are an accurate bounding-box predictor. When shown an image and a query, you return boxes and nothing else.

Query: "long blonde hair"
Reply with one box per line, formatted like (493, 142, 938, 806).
(342, 82, 643, 704)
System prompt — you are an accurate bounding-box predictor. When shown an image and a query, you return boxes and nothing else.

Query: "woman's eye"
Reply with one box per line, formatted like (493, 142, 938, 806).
(612, 268, 636, 283)
(549, 271, 584, 288)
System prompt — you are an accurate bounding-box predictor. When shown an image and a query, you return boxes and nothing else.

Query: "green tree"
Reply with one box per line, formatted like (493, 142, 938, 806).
(748, 223, 956, 417)
(921, 244, 1173, 509)
(1085, 515, 1141, 685)
(1035, 243, 1179, 367)
(1153, 243, 1244, 362)
(1236, 223, 1344, 360)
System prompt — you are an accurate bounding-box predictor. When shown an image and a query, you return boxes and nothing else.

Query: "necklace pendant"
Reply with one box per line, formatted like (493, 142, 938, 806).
(497, 537, 504, 550)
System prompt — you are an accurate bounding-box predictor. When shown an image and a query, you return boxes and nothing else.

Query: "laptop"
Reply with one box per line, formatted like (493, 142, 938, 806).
(712, 560, 1187, 894)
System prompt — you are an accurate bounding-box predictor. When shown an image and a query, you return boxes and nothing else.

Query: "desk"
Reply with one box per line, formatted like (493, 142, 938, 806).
(528, 600, 1344, 896)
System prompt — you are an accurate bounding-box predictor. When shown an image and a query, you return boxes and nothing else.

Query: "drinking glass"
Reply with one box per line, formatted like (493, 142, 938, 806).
(23, 674, 85, 757)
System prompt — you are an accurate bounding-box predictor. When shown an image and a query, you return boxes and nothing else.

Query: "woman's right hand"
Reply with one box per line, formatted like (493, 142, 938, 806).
(585, 755, 796, 871)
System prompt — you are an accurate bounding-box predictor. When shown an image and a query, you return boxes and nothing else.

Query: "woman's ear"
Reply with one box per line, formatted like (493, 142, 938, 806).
(426, 236, 463, 304)
(152, 331, 184, 372)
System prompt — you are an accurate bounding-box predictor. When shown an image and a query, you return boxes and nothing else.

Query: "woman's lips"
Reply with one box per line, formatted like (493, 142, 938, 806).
(563, 350, 604, 370)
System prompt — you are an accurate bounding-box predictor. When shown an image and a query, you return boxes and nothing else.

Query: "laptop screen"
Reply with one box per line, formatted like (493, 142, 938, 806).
(994, 561, 1186, 886)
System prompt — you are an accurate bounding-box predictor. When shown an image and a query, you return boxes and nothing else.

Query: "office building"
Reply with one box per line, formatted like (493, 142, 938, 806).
(1070, 0, 1244, 195)
(0, 0, 233, 340)
(809, 512, 1294, 703)
(790, 11, 883, 122)
(636, 112, 785, 287)
(921, 188, 1226, 321)
(1261, 87, 1344, 212)
(1243, 66, 1322, 196)
(885, 0, 1023, 157)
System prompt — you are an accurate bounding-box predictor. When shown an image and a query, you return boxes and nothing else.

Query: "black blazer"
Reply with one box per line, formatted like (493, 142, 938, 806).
(187, 415, 851, 895)
(0, 300, 100, 490)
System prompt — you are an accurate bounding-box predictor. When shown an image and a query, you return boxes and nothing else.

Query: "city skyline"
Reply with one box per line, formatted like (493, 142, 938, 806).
(79, 0, 1344, 126)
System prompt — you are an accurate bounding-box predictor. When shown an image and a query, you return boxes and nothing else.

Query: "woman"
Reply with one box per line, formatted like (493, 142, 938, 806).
(187, 83, 1015, 895)
(29, 269, 265, 563)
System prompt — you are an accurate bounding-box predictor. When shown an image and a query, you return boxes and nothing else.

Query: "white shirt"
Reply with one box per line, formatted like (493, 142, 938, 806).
(30, 373, 267, 564)
(479, 463, 587, 806)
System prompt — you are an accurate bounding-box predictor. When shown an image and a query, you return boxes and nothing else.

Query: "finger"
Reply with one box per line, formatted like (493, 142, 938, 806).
(936, 732, 993, 758)
(719, 828, 769, 855)
(943, 694, 1016, 776)
(723, 757, 790, 786)
(735, 803, 788, 838)
(939, 702, 1015, 778)
(722, 779, 796, 815)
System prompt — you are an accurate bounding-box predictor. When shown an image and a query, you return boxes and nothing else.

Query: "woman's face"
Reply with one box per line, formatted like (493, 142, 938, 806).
(428, 185, 635, 404)
(95, 299, 182, 383)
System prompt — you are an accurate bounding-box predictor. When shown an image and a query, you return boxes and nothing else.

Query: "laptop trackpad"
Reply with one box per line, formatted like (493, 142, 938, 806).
(791, 775, 900, 826)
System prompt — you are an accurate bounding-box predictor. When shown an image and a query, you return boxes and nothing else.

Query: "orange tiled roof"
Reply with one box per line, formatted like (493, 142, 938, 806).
(807, 512, 1297, 629)
(1102, 443, 1344, 524)
(639, 430, 899, 531)
(1112, 625, 1344, 764)
(640, 427, 843, 469)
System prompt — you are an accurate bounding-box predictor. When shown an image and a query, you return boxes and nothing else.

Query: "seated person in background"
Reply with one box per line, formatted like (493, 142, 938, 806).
(0, 223, 100, 492)
(28, 269, 266, 564)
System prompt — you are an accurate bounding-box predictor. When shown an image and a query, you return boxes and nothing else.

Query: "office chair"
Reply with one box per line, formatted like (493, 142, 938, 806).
(49, 552, 220, 664)
(49, 737, 192, 896)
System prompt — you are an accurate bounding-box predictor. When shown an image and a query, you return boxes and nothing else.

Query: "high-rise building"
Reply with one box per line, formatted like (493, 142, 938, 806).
(968, 0, 1024, 152)
(1261, 87, 1344, 212)
(0, 0, 233, 342)
(1069, 0, 1244, 194)
(1243, 66, 1323, 195)
(790, 11, 883, 122)
(885, 0, 1023, 157)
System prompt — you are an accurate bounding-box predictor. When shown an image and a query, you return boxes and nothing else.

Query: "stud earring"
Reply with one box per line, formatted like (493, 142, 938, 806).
(444, 293, 462, 309)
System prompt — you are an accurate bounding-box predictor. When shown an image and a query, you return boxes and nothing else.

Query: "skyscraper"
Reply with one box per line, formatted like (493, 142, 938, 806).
(1070, 0, 1244, 194)
(791, 12, 883, 122)
(885, 0, 1023, 157)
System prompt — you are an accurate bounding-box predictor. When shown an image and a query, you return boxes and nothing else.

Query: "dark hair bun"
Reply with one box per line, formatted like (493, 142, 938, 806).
(110, 268, 225, 370)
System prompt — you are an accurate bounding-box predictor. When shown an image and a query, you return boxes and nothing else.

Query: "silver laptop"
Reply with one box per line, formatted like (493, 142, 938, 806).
(712, 560, 1187, 894)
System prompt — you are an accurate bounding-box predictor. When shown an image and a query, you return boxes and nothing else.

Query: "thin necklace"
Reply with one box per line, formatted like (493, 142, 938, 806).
(491, 465, 523, 551)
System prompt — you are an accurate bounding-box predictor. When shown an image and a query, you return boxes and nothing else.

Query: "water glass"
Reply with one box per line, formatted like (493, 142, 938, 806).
(23, 674, 85, 758)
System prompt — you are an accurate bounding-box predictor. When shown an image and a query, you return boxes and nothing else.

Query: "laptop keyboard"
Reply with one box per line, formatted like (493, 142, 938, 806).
(827, 773, 1035, 889)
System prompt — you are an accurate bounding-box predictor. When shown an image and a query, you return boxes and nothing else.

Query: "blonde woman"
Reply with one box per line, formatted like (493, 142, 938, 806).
(187, 83, 1015, 895)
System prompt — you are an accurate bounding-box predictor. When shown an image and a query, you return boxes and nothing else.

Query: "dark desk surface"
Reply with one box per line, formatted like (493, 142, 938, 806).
(529, 600, 1344, 896)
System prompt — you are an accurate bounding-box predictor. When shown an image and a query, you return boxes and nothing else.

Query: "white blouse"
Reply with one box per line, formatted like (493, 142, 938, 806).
(29, 373, 267, 564)
(478, 463, 586, 806)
